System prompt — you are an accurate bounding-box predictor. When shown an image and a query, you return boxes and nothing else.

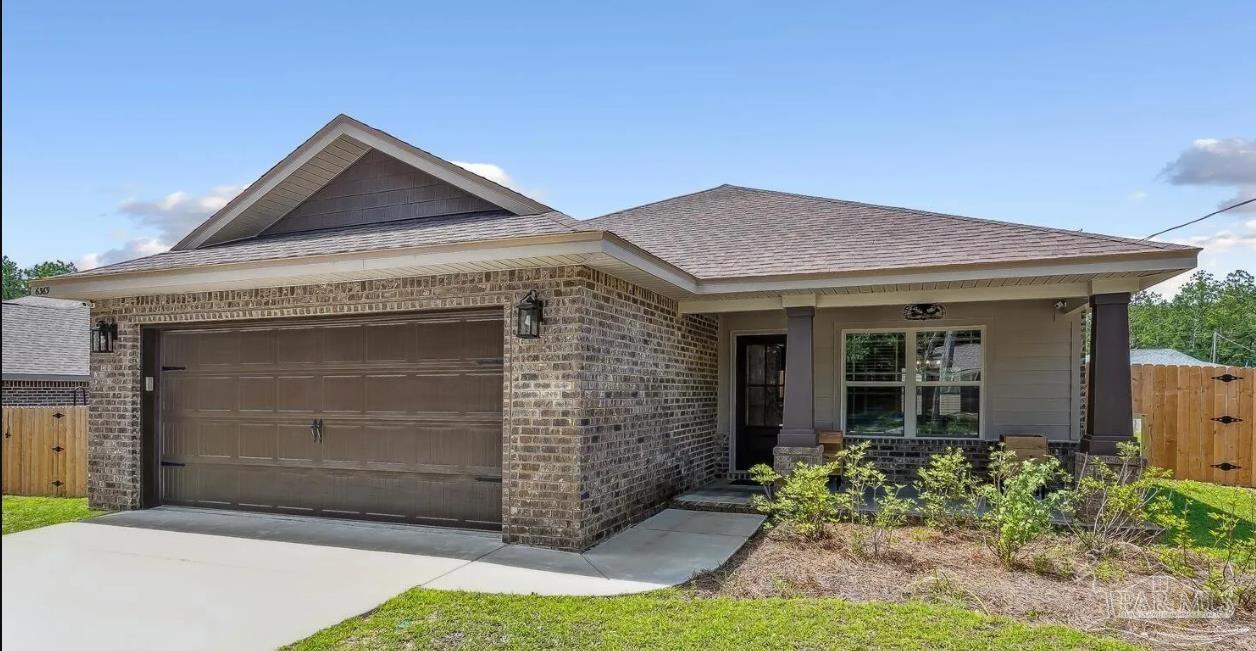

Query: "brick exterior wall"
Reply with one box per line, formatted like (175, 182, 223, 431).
(85, 266, 719, 551)
(575, 270, 720, 547)
(852, 437, 1079, 485)
(1, 379, 89, 406)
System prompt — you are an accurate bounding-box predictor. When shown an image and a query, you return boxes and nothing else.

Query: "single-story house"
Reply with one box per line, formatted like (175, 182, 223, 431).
(35, 115, 1199, 551)
(2, 296, 90, 406)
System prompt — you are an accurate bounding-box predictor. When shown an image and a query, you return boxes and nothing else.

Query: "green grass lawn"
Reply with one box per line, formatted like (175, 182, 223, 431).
(2, 495, 104, 535)
(1155, 479, 1255, 557)
(287, 589, 1134, 651)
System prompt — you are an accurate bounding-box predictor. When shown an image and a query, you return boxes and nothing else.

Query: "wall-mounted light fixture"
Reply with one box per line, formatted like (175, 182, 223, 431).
(515, 290, 544, 339)
(91, 318, 118, 353)
(903, 303, 944, 321)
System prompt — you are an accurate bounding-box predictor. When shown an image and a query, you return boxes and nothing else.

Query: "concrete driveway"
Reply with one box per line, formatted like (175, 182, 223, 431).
(1, 507, 762, 651)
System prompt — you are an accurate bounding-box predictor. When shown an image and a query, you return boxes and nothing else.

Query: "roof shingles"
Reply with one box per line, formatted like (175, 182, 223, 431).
(586, 185, 1194, 279)
(2, 297, 90, 379)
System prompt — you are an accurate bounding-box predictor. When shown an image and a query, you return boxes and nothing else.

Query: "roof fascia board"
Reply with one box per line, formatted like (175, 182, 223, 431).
(692, 253, 1198, 295)
(36, 235, 1196, 304)
(600, 234, 700, 294)
(175, 122, 347, 250)
(40, 235, 608, 299)
(175, 115, 551, 250)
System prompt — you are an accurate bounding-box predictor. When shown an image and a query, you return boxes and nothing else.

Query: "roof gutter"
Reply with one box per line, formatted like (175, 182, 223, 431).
(33, 231, 702, 300)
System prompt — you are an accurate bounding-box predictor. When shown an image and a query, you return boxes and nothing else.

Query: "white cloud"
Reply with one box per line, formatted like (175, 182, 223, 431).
(1165, 229, 1256, 252)
(117, 184, 246, 243)
(1148, 219, 1256, 297)
(451, 161, 519, 191)
(77, 238, 168, 270)
(78, 184, 244, 269)
(452, 160, 548, 202)
(1160, 137, 1256, 213)
(1129, 190, 1147, 201)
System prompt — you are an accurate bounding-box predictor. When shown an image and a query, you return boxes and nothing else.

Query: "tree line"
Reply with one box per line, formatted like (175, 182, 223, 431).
(2, 255, 77, 299)
(1128, 269, 1255, 367)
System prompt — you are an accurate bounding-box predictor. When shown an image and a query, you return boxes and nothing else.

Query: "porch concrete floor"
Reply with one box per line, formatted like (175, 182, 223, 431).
(1, 506, 763, 651)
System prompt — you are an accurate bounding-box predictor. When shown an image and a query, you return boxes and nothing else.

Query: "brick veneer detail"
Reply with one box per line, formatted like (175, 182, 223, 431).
(851, 437, 1079, 484)
(1, 380, 89, 406)
(85, 266, 719, 551)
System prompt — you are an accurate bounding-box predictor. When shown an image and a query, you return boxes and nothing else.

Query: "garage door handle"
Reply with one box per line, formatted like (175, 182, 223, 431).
(310, 419, 324, 443)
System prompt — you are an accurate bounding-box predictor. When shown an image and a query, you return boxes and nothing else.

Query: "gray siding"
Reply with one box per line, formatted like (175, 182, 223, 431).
(261, 149, 505, 235)
(716, 300, 1084, 449)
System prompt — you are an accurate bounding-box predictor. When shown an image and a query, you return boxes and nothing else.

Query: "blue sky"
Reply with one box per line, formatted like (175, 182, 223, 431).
(3, 1, 1253, 294)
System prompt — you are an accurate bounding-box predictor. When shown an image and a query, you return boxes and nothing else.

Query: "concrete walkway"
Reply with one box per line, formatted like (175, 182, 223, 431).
(1, 507, 763, 651)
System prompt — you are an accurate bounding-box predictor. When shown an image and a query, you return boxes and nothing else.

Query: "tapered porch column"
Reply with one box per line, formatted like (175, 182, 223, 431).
(779, 306, 817, 446)
(1084, 292, 1134, 455)
(773, 306, 823, 473)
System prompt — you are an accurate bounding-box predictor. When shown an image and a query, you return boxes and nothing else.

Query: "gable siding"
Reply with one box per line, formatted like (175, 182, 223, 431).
(261, 149, 505, 235)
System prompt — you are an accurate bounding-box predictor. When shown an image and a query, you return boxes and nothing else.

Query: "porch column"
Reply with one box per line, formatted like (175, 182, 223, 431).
(778, 306, 818, 447)
(1084, 292, 1134, 455)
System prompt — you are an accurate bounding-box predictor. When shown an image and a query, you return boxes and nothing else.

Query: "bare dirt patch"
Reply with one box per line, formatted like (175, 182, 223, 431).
(685, 524, 1254, 650)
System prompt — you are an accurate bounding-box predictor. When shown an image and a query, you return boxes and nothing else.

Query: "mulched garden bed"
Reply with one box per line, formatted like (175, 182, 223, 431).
(686, 524, 1254, 650)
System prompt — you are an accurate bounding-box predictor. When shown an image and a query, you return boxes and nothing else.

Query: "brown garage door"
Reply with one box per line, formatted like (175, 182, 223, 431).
(157, 310, 503, 529)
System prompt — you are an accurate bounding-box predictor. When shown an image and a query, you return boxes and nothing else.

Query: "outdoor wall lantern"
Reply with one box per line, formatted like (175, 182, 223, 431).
(91, 318, 118, 353)
(516, 289, 544, 339)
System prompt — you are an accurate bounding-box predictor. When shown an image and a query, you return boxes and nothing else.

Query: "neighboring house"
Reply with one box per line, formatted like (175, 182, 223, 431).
(34, 115, 1199, 551)
(2, 296, 90, 406)
(1129, 348, 1222, 366)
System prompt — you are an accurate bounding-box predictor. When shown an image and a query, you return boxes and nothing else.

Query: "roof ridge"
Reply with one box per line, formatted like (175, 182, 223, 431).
(721, 185, 1187, 252)
(587, 184, 733, 223)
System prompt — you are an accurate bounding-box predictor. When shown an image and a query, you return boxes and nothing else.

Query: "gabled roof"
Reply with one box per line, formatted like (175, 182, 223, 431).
(35, 119, 1199, 303)
(2, 297, 89, 381)
(175, 114, 552, 249)
(586, 185, 1196, 280)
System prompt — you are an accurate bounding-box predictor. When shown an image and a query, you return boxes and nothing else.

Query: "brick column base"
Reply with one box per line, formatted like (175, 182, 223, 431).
(773, 445, 824, 475)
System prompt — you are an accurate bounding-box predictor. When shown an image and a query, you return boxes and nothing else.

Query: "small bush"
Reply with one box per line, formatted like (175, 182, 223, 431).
(978, 445, 1071, 566)
(914, 447, 979, 532)
(1093, 558, 1125, 583)
(834, 442, 912, 558)
(1066, 440, 1176, 555)
(748, 461, 841, 538)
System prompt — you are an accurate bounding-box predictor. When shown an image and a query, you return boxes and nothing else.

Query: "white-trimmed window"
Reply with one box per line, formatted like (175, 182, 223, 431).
(842, 327, 984, 438)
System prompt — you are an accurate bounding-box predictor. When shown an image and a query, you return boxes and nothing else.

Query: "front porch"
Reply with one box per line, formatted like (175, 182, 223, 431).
(698, 285, 1139, 485)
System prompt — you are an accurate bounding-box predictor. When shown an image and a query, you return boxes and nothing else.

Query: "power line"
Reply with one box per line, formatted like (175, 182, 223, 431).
(1142, 197, 1256, 241)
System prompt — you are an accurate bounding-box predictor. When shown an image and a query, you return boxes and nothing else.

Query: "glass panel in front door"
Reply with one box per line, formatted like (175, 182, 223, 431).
(744, 343, 785, 427)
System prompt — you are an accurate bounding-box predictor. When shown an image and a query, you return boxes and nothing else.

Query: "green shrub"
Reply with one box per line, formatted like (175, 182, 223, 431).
(836, 442, 910, 557)
(978, 445, 1070, 566)
(1067, 440, 1176, 555)
(914, 447, 979, 531)
(748, 461, 841, 538)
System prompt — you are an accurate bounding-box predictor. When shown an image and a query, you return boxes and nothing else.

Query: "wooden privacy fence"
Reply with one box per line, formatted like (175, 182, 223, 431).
(1132, 364, 1255, 487)
(1, 406, 88, 497)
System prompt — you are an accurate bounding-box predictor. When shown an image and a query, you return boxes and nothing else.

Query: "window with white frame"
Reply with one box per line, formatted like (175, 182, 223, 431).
(842, 328, 983, 438)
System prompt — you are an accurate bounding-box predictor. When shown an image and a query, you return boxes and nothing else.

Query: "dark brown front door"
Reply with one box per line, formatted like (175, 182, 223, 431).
(735, 335, 786, 471)
(156, 310, 504, 530)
